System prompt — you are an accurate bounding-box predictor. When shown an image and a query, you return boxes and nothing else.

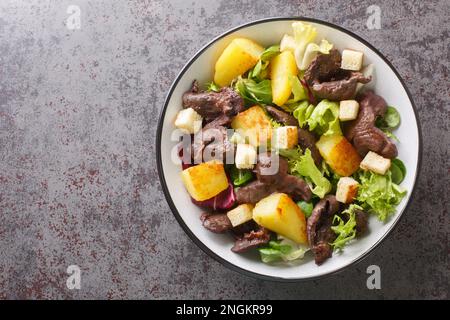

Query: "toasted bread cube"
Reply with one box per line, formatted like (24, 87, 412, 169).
(227, 204, 254, 227)
(341, 49, 364, 71)
(174, 108, 203, 134)
(273, 126, 298, 150)
(181, 160, 228, 201)
(336, 177, 359, 203)
(339, 100, 360, 121)
(235, 143, 257, 169)
(231, 105, 272, 147)
(253, 193, 307, 244)
(360, 151, 391, 175)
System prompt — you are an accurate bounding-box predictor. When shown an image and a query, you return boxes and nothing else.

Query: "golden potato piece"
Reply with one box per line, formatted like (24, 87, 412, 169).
(231, 105, 272, 147)
(270, 51, 298, 106)
(316, 134, 361, 177)
(253, 193, 308, 244)
(214, 38, 264, 87)
(181, 160, 228, 201)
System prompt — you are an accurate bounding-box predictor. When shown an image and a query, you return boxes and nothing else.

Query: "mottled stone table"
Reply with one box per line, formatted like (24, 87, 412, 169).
(0, 0, 448, 299)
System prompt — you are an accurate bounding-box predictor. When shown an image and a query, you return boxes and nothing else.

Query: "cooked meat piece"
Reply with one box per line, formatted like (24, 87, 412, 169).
(235, 180, 277, 204)
(255, 152, 288, 185)
(192, 125, 234, 163)
(230, 220, 259, 239)
(237, 153, 312, 204)
(307, 195, 340, 265)
(202, 114, 232, 130)
(266, 106, 298, 126)
(300, 78, 317, 105)
(312, 242, 333, 265)
(304, 49, 371, 101)
(297, 128, 322, 166)
(263, 108, 320, 166)
(182, 80, 244, 123)
(304, 49, 342, 86)
(231, 227, 271, 253)
(277, 175, 312, 202)
(354, 209, 369, 236)
(307, 195, 339, 245)
(200, 212, 232, 233)
(344, 90, 398, 158)
(311, 71, 371, 101)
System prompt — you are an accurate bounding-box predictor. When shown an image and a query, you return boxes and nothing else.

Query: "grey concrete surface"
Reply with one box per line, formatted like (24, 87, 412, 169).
(0, 0, 448, 299)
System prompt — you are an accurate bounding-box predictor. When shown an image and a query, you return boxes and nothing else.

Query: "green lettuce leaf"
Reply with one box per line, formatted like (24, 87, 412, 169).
(307, 99, 342, 136)
(260, 45, 280, 62)
(297, 201, 313, 218)
(249, 45, 280, 81)
(383, 129, 399, 142)
(279, 146, 303, 159)
(269, 117, 282, 128)
(286, 148, 331, 198)
(230, 166, 253, 187)
(331, 204, 362, 250)
(287, 75, 308, 103)
(293, 100, 315, 127)
(259, 238, 308, 263)
(234, 77, 272, 105)
(376, 106, 401, 129)
(206, 82, 220, 92)
(390, 158, 407, 184)
(249, 60, 269, 80)
(356, 170, 407, 221)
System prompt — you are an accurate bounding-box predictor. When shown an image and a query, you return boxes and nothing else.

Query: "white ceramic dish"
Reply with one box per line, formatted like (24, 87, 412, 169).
(156, 17, 421, 281)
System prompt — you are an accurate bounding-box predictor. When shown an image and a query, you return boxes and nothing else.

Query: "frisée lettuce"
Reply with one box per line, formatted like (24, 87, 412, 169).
(283, 148, 331, 198)
(331, 204, 362, 250)
(356, 170, 407, 221)
(307, 99, 342, 136)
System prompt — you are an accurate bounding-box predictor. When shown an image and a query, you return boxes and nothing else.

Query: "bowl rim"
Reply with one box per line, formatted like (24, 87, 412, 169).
(155, 16, 422, 282)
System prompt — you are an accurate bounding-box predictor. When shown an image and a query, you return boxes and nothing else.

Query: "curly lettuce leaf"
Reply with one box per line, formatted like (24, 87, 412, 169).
(279, 145, 303, 159)
(331, 204, 362, 250)
(269, 117, 282, 128)
(356, 170, 407, 221)
(293, 100, 315, 127)
(307, 99, 342, 136)
(287, 148, 331, 198)
(206, 82, 220, 92)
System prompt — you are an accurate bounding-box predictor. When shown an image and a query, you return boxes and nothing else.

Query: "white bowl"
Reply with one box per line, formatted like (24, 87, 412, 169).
(156, 17, 421, 281)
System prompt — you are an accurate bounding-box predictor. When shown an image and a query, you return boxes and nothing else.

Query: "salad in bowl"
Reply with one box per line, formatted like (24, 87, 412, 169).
(160, 19, 419, 276)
